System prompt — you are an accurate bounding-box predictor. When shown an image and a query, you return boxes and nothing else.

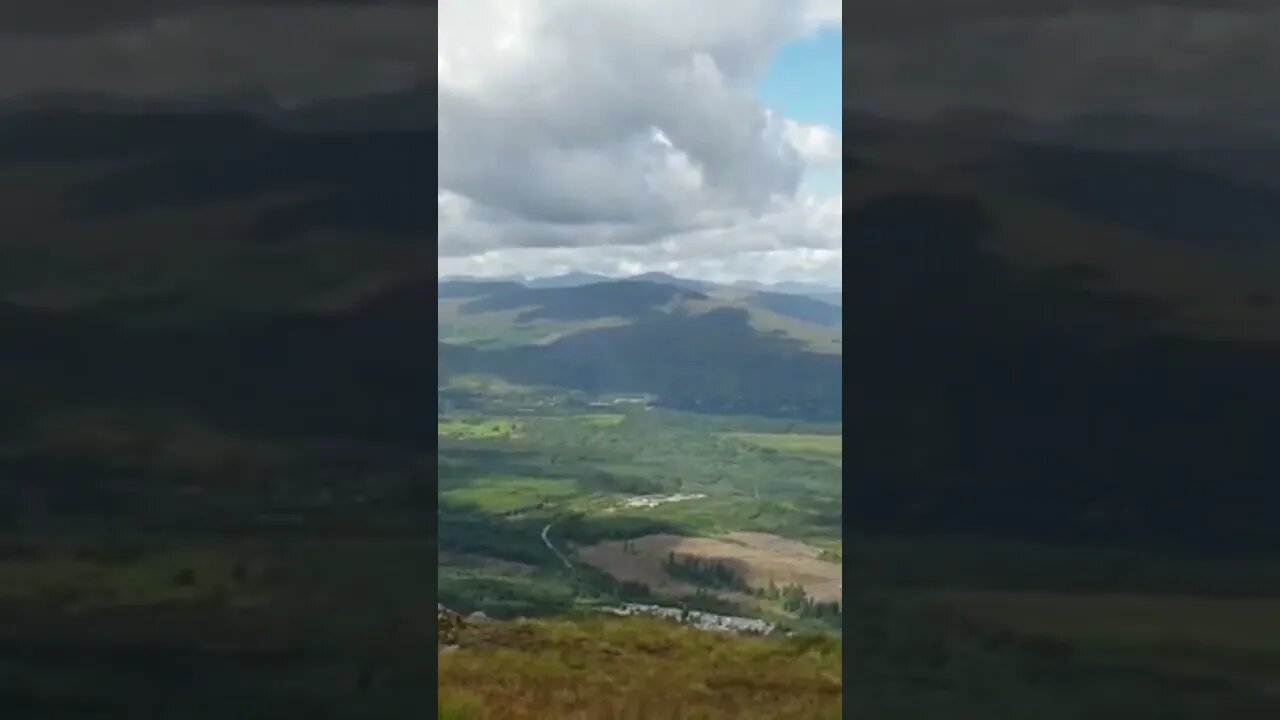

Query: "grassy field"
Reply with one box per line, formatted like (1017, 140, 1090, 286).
(438, 405, 842, 539)
(437, 385, 1280, 718)
(441, 477, 581, 515)
(575, 532, 842, 604)
(438, 588, 1280, 720)
(719, 432, 843, 466)
(439, 616, 842, 720)
(437, 386, 844, 632)
(432, 386, 1280, 718)
(438, 419, 525, 440)
(436, 393, 845, 718)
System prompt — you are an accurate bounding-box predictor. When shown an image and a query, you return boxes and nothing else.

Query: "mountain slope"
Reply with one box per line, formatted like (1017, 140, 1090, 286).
(433, 274, 842, 420)
(458, 281, 703, 322)
(745, 290, 842, 328)
(441, 305, 841, 420)
(437, 276, 842, 350)
(524, 272, 612, 289)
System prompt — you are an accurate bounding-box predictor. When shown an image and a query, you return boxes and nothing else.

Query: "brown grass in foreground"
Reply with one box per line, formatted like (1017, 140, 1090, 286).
(439, 616, 842, 720)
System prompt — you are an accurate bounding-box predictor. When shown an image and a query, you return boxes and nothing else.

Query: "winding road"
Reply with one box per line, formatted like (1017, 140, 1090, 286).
(541, 520, 573, 569)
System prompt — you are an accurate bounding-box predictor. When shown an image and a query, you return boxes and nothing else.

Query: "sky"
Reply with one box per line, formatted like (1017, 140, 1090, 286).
(759, 28, 841, 199)
(437, 0, 844, 285)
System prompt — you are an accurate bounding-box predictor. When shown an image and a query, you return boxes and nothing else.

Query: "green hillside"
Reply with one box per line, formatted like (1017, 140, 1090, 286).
(435, 278, 842, 421)
(437, 278, 842, 352)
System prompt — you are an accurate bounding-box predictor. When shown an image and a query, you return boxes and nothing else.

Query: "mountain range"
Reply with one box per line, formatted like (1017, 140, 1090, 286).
(436, 276, 843, 420)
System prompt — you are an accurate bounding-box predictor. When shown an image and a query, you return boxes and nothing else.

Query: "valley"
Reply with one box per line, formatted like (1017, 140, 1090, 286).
(436, 379, 845, 631)
(436, 250, 1280, 717)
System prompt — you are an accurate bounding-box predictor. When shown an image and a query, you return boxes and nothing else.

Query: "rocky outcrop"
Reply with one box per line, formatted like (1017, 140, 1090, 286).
(438, 603, 465, 647)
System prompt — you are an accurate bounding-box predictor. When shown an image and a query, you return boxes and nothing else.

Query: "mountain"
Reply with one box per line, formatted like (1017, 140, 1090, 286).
(524, 272, 613, 289)
(623, 272, 717, 293)
(438, 273, 843, 342)
(457, 280, 702, 321)
(441, 273, 525, 284)
(438, 280, 526, 299)
(732, 280, 843, 309)
(437, 273, 844, 326)
(437, 278, 842, 420)
(765, 281, 841, 296)
(741, 290, 842, 328)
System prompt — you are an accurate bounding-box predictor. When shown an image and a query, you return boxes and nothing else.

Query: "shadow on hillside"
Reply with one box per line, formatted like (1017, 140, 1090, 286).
(0, 109, 434, 240)
(1, 295, 434, 449)
(475, 308, 843, 421)
(845, 192, 1280, 552)
(458, 281, 703, 323)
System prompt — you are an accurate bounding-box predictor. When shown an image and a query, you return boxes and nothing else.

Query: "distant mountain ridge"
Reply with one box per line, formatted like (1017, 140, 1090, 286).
(438, 273, 843, 332)
(436, 276, 842, 421)
(444, 272, 840, 297)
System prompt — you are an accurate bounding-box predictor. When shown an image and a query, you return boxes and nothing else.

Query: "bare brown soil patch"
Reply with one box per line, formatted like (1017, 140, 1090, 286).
(575, 532, 842, 603)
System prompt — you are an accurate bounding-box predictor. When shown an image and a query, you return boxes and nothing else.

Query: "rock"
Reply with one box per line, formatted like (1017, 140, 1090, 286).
(438, 604, 466, 646)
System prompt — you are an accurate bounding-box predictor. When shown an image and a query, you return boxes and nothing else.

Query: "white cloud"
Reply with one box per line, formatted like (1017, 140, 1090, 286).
(438, 0, 842, 283)
(439, 192, 842, 285)
(782, 118, 842, 165)
(802, 0, 843, 34)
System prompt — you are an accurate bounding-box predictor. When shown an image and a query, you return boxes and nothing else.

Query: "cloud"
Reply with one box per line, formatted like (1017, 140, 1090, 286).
(439, 0, 842, 282)
(782, 118, 842, 165)
(847, 1, 1280, 128)
(438, 189, 842, 284)
(801, 0, 843, 33)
